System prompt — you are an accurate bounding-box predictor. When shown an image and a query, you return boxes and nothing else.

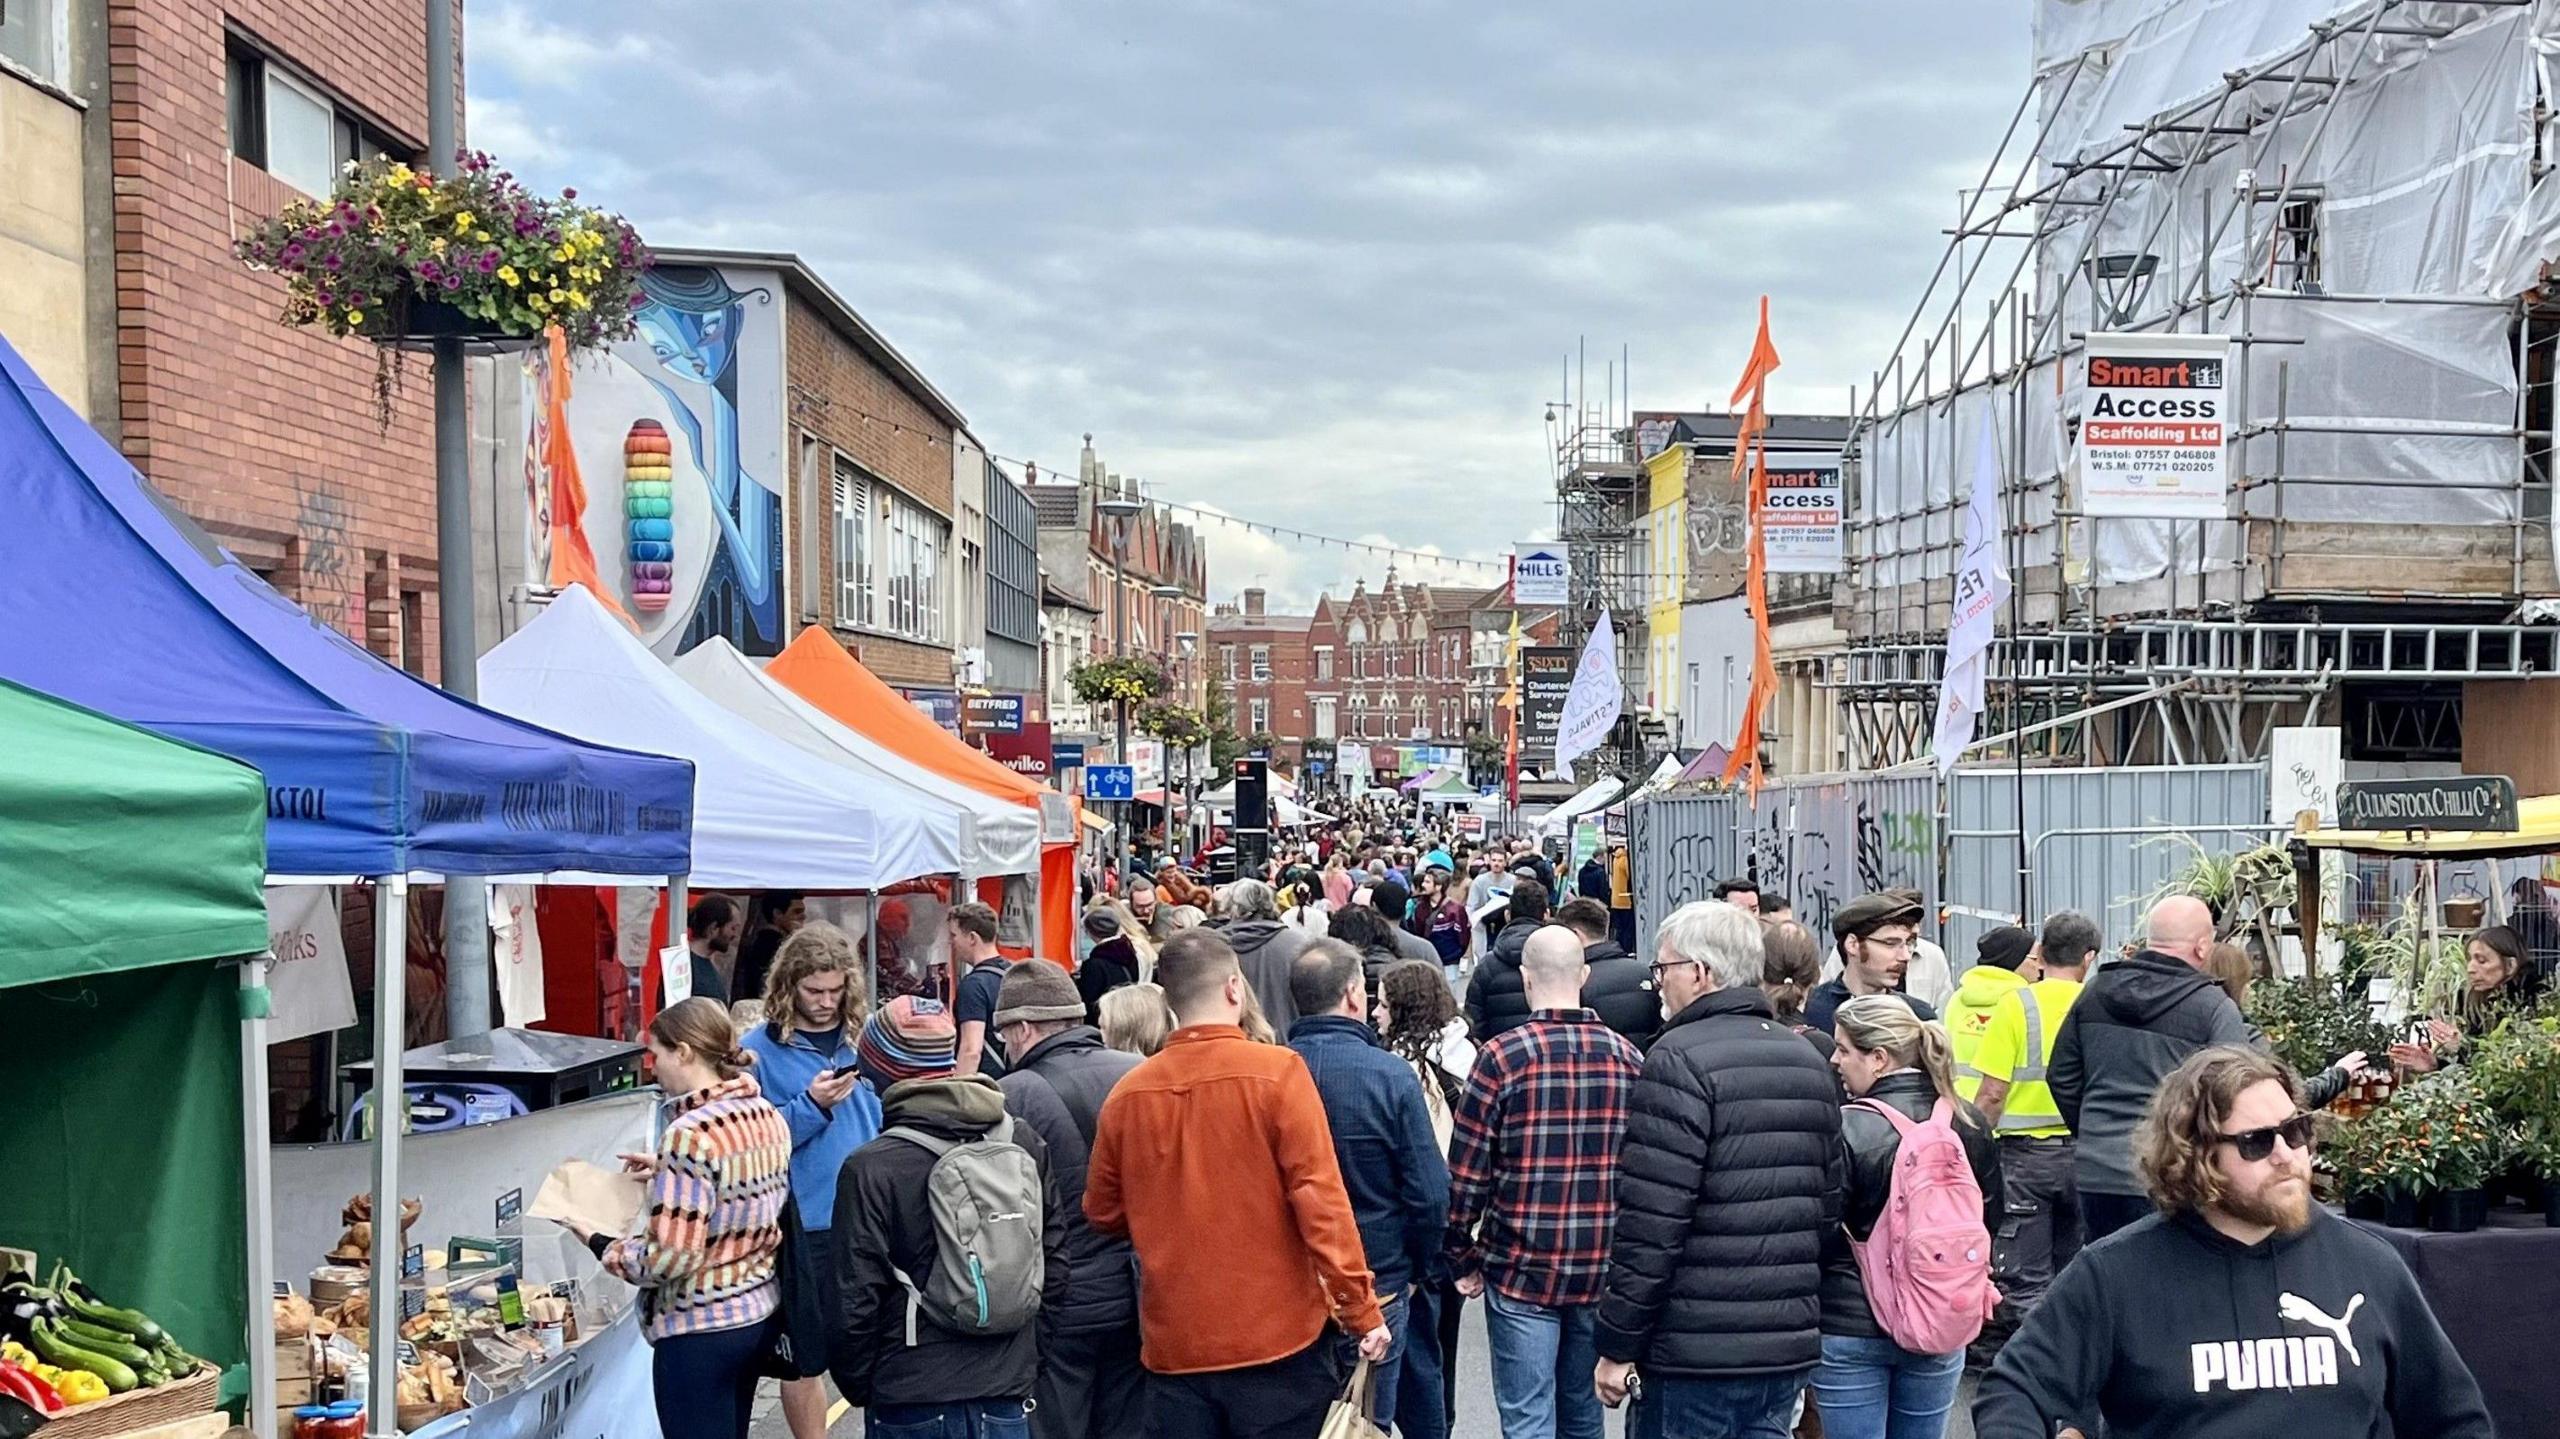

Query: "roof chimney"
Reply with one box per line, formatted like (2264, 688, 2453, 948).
(1243, 588, 1266, 617)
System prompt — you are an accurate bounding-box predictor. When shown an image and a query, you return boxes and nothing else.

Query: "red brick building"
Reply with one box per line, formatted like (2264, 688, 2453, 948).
(1209, 587, 1311, 758)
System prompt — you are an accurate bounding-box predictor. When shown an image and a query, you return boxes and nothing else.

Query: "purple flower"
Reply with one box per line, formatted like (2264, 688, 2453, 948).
(300, 226, 323, 244)
(323, 252, 343, 270)
(326, 221, 345, 237)
(441, 272, 461, 291)
(478, 251, 498, 273)
(317, 289, 334, 306)
(279, 242, 305, 264)
(419, 261, 442, 283)
(562, 187, 578, 200)
(349, 290, 368, 305)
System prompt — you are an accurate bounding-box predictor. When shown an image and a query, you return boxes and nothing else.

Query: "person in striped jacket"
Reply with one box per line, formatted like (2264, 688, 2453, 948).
(567, 997, 791, 1439)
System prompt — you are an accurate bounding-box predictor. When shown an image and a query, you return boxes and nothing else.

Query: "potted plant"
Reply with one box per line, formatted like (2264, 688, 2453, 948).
(2516, 1117, 2560, 1227)
(1068, 656, 1169, 708)
(235, 152, 649, 422)
(2325, 1101, 2424, 1227)
(2247, 975, 2396, 1112)
(2468, 1004, 2560, 1205)
(2390, 1069, 2507, 1232)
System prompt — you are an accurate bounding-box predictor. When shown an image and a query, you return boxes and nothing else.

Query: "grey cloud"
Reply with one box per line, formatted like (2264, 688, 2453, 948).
(470, 1, 2020, 606)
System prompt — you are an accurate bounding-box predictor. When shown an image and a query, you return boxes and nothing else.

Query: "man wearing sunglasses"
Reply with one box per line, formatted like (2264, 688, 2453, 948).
(1975, 1047, 2489, 1439)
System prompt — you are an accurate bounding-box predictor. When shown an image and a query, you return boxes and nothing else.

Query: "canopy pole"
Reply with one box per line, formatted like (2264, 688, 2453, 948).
(367, 875, 411, 1439)
(239, 953, 277, 1439)
(867, 891, 882, 1012)
(668, 874, 689, 1006)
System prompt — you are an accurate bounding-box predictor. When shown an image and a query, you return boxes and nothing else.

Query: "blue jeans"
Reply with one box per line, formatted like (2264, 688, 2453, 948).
(1397, 1285, 1450, 1439)
(1809, 1335, 1964, 1439)
(866, 1399, 1032, 1439)
(1627, 1370, 1806, 1439)
(1481, 1287, 1603, 1439)
(1335, 1292, 1422, 1436)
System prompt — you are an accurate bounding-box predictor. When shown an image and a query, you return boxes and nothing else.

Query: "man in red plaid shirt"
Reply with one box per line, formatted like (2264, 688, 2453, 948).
(1443, 924, 1645, 1439)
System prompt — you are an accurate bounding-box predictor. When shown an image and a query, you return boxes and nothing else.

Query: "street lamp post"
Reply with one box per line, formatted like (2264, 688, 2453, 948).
(1174, 624, 1199, 860)
(1098, 492, 1144, 883)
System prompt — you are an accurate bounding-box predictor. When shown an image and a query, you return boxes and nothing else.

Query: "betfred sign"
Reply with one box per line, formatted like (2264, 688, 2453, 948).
(986, 721, 1055, 779)
(963, 692, 1025, 735)
(2079, 332, 2230, 519)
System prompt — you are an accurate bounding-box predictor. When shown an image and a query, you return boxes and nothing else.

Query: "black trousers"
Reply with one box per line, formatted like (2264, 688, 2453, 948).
(1036, 1321, 1149, 1439)
(1434, 1281, 1465, 1426)
(1146, 1335, 1340, 1439)
(2080, 1189, 2153, 1244)
(650, 1318, 766, 1439)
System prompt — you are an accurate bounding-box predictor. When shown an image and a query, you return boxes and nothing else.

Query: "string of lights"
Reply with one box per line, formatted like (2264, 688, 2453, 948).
(783, 383, 1509, 576)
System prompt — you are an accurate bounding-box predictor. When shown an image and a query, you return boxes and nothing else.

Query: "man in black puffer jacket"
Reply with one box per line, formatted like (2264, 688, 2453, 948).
(1465, 878, 1550, 1042)
(1559, 897, 1657, 1049)
(989, 962, 1143, 1439)
(1596, 900, 1844, 1435)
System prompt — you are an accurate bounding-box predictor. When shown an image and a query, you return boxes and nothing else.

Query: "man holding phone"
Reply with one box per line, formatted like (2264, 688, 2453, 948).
(738, 922, 881, 1439)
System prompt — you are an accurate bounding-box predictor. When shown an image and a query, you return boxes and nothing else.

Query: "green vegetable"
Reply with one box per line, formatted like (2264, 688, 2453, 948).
(26, 1321, 135, 1394)
(153, 1338, 198, 1376)
(50, 1267, 164, 1349)
(51, 1321, 149, 1370)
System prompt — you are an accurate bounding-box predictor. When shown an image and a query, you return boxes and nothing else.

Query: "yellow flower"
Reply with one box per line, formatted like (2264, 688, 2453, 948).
(497, 264, 520, 287)
(567, 291, 590, 310)
(346, 309, 365, 325)
(452, 210, 475, 230)
(548, 288, 566, 303)
(472, 230, 490, 242)
(552, 245, 573, 263)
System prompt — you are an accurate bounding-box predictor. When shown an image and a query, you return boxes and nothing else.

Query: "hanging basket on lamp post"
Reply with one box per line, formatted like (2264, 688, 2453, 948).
(234, 151, 651, 426)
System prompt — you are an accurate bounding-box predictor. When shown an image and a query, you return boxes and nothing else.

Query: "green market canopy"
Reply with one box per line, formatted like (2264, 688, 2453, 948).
(0, 678, 270, 1395)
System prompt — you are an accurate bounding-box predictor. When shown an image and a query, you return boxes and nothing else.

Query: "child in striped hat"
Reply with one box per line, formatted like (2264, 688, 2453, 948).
(855, 995, 959, 1088)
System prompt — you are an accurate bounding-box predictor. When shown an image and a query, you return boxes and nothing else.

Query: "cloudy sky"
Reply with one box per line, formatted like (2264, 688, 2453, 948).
(469, 2, 2024, 610)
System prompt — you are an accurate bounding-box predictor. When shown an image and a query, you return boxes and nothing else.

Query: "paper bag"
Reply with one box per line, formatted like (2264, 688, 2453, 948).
(527, 1159, 646, 1237)
(1319, 1358, 1385, 1439)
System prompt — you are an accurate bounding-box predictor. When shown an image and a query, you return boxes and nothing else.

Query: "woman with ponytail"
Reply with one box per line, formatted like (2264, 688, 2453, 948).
(1809, 995, 2004, 1439)
(565, 996, 790, 1439)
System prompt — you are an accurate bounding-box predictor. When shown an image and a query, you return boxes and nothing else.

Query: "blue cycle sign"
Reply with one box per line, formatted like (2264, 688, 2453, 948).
(1085, 765, 1136, 802)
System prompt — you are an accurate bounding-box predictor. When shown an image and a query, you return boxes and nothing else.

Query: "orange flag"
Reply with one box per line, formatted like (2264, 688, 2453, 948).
(535, 327, 634, 627)
(1721, 298, 1782, 795)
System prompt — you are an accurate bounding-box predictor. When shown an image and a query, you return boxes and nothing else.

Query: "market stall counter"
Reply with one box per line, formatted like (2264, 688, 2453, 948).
(2354, 1212, 2560, 1439)
(343, 1029, 644, 1128)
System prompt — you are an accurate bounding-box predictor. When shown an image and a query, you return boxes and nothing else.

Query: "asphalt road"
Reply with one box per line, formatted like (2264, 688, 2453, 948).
(746, 1311, 1982, 1438)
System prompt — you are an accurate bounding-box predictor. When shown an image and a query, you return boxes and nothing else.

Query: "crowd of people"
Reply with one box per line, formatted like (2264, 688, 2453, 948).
(594, 806, 2493, 1439)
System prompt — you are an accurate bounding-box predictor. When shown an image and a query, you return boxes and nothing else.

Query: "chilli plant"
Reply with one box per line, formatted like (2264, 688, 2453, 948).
(235, 152, 649, 421)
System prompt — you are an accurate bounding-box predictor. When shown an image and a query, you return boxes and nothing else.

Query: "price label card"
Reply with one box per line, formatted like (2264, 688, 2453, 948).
(496, 1274, 526, 1330)
(496, 1188, 523, 1233)
(399, 1287, 424, 1321)
(401, 1243, 425, 1279)
(397, 1339, 419, 1365)
(273, 1279, 291, 1298)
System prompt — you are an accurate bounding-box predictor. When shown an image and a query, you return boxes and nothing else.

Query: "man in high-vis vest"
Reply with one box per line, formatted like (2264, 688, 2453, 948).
(1968, 910, 2098, 1341)
(1949, 925, 2037, 1100)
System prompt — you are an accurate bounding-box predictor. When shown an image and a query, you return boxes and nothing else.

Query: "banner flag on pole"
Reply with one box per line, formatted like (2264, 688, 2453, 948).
(1502, 609, 1524, 804)
(1553, 608, 1620, 773)
(1720, 297, 1782, 796)
(1933, 406, 2013, 775)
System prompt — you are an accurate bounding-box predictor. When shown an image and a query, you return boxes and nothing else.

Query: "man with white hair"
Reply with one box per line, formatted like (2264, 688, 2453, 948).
(1443, 925, 1644, 1439)
(1593, 901, 1844, 1437)
(1209, 877, 1312, 1033)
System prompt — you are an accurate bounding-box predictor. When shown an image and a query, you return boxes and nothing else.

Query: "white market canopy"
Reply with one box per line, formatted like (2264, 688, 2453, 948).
(1536, 775, 1628, 836)
(480, 585, 953, 889)
(672, 639, 1042, 878)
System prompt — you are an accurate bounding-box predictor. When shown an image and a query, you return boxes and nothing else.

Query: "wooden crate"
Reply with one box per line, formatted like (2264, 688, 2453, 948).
(36, 1364, 219, 1439)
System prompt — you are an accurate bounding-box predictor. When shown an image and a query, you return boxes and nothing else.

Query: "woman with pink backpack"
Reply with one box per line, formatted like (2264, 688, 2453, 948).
(1811, 996, 2005, 1439)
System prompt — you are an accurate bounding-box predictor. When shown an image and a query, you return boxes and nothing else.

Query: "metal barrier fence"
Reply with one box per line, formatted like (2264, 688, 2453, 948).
(1631, 764, 2271, 960)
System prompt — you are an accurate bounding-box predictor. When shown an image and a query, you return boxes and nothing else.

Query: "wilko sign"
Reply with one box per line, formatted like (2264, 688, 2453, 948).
(2079, 333, 2230, 519)
(1760, 453, 1844, 574)
(985, 722, 1055, 780)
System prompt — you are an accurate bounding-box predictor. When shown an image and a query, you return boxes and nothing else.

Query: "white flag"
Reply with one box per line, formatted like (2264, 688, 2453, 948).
(491, 884, 549, 1028)
(265, 885, 357, 1044)
(1553, 609, 1623, 772)
(1933, 409, 2012, 775)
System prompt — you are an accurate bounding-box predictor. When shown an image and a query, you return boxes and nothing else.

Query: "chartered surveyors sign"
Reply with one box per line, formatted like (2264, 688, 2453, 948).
(2079, 333, 2230, 520)
(2337, 775, 2519, 833)
(1761, 452, 1845, 574)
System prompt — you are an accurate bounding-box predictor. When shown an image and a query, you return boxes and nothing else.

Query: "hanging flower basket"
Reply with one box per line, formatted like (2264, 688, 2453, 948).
(235, 151, 650, 423)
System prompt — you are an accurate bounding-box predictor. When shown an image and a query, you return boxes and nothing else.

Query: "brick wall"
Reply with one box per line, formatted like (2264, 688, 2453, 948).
(786, 289, 955, 688)
(108, 0, 451, 677)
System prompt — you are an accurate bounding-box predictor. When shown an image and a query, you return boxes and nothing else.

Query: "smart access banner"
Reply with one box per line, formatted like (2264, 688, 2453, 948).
(2079, 333, 2230, 519)
(1760, 453, 1844, 574)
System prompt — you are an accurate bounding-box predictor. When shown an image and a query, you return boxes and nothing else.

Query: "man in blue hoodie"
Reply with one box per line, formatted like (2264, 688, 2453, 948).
(1976, 1046, 2490, 1439)
(739, 922, 883, 1439)
(1288, 938, 1451, 1439)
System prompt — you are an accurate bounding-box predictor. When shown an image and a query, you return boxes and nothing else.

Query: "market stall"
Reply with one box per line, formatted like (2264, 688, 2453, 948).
(0, 333, 701, 1437)
(765, 628, 1081, 960)
(0, 679, 271, 1436)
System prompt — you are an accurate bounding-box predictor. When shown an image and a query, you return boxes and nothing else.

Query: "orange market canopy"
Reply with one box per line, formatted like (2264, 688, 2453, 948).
(765, 628, 1079, 960)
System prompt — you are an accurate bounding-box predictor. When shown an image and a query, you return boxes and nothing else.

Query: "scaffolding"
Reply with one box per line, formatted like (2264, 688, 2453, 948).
(1551, 346, 1646, 777)
(1833, 0, 2560, 770)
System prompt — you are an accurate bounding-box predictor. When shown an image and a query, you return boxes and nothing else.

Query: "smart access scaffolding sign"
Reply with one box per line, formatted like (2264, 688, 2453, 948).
(1760, 452, 1844, 574)
(2078, 333, 2230, 520)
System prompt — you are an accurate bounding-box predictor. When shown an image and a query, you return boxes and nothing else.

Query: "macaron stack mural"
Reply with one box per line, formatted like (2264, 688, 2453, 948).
(623, 420, 674, 613)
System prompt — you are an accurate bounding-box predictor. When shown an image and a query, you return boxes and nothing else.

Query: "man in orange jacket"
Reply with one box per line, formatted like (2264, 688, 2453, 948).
(1086, 927, 1391, 1438)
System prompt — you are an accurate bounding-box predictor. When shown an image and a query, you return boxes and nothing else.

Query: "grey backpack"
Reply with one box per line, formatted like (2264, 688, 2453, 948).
(880, 1118, 1046, 1344)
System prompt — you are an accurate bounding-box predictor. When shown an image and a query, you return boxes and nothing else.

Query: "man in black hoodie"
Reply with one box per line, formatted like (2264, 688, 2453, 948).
(1558, 897, 1655, 1049)
(1975, 1046, 2490, 1439)
(992, 961, 1144, 1439)
(1465, 878, 1550, 1042)
(830, 1004, 1070, 1436)
(2051, 896, 2359, 1241)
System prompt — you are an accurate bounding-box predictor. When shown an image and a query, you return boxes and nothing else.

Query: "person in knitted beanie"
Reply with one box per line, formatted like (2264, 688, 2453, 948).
(854, 995, 958, 1088)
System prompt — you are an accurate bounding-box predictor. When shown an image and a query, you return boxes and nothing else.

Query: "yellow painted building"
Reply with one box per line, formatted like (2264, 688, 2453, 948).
(1642, 444, 1688, 715)
(1, 61, 92, 416)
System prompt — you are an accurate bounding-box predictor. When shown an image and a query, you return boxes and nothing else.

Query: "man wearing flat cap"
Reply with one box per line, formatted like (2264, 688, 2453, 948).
(1805, 891, 1938, 1035)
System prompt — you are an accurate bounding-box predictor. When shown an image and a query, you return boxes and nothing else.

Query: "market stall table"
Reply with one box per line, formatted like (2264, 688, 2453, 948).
(344, 1028, 644, 1118)
(2353, 1212, 2560, 1439)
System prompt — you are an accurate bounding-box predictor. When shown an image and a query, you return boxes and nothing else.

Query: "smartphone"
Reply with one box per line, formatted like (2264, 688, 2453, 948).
(826, 1063, 858, 1080)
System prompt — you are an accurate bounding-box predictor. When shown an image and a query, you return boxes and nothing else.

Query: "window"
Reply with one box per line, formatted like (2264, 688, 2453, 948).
(1250, 698, 1269, 733)
(226, 41, 408, 196)
(1314, 646, 1333, 681)
(1250, 645, 1270, 681)
(2274, 199, 2323, 293)
(834, 457, 873, 629)
(1314, 697, 1337, 740)
(881, 487, 947, 643)
(1220, 644, 1237, 681)
(2, 0, 65, 86)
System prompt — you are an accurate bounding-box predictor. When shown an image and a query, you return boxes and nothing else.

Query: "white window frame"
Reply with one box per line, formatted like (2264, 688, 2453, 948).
(834, 456, 873, 630)
(1250, 644, 1270, 681)
(0, 0, 69, 89)
(878, 487, 948, 644)
(1250, 698, 1270, 734)
(1314, 646, 1333, 681)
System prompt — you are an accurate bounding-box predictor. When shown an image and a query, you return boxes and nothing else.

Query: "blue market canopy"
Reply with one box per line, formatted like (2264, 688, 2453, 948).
(0, 331, 695, 878)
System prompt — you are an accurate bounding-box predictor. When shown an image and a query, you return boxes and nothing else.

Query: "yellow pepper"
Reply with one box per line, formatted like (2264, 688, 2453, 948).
(55, 1369, 108, 1405)
(0, 1341, 30, 1367)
